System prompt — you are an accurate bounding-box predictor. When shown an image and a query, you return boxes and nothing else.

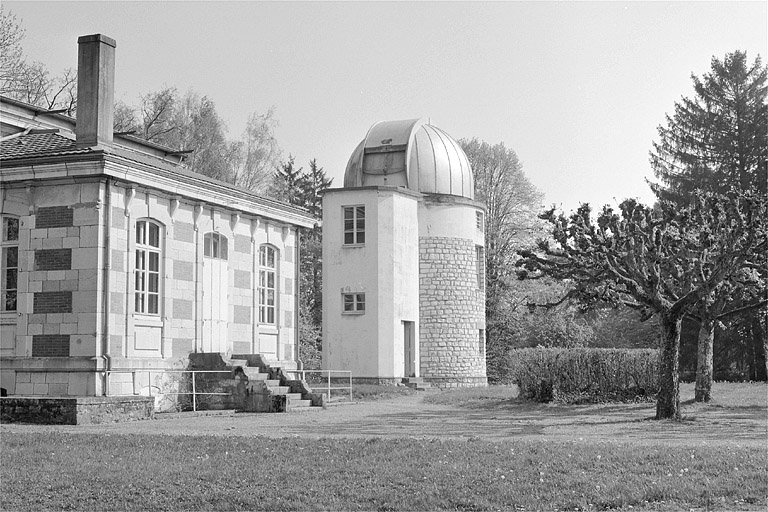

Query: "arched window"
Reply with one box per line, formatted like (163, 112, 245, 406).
(204, 232, 228, 260)
(1, 216, 19, 312)
(258, 245, 277, 324)
(135, 219, 162, 315)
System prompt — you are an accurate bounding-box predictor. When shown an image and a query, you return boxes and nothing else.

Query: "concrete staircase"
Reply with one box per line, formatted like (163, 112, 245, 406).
(401, 377, 435, 391)
(187, 353, 325, 413)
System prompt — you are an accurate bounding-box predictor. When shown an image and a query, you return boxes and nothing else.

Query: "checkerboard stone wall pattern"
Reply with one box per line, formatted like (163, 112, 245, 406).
(31, 335, 70, 357)
(31, 206, 75, 357)
(35, 249, 72, 270)
(35, 206, 74, 229)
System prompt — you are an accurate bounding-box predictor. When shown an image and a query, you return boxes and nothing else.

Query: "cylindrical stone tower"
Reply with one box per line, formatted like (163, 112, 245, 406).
(418, 194, 487, 387)
(324, 118, 486, 388)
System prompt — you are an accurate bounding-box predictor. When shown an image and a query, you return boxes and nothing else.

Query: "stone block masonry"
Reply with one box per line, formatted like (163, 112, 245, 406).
(419, 236, 486, 387)
(31, 334, 70, 357)
(33, 291, 73, 314)
(35, 249, 72, 270)
(35, 206, 74, 229)
(0, 396, 154, 424)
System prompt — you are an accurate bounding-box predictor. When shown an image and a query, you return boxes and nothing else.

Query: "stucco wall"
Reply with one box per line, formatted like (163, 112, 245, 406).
(322, 187, 421, 379)
(322, 188, 380, 376)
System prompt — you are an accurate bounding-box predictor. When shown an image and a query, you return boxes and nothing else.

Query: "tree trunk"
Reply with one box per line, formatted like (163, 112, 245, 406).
(695, 316, 715, 402)
(656, 312, 682, 420)
(763, 328, 768, 382)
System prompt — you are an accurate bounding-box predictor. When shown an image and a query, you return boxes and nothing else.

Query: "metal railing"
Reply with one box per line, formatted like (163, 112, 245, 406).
(288, 369, 353, 403)
(104, 369, 232, 412)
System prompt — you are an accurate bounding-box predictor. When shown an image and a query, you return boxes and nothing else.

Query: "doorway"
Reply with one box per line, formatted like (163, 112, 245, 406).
(202, 233, 229, 353)
(403, 321, 416, 378)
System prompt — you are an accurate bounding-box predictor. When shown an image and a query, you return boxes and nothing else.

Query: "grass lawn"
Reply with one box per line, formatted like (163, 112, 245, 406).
(2, 433, 765, 511)
(1, 382, 765, 511)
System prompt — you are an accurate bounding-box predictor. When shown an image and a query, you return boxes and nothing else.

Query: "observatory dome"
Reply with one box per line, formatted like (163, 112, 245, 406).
(343, 118, 474, 200)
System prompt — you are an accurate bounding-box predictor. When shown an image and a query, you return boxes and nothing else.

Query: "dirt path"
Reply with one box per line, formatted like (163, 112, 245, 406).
(3, 392, 765, 446)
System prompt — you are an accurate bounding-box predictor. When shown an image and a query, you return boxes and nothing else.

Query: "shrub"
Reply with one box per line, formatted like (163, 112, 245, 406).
(502, 347, 659, 403)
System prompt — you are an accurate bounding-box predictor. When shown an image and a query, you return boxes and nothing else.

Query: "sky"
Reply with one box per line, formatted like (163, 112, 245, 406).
(5, 1, 767, 212)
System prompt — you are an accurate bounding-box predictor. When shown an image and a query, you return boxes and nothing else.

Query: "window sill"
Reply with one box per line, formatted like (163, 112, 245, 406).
(342, 244, 366, 248)
(134, 314, 163, 327)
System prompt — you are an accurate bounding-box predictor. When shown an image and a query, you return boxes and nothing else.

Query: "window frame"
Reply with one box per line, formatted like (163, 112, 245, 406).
(1, 216, 19, 313)
(342, 205, 366, 246)
(258, 245, 278, 325)
(476, 211, 484, 232)
(341, 292, 366, 315)
(475, 245, 485, 292)
(203, 232, 228, 260)
(134, 219, 163, 316)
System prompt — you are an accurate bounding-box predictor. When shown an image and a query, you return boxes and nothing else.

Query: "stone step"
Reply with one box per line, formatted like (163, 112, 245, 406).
(228, 359, 248, 368)
(265, 379, 281, 387)
(286, 399, 311, 408)
(287, 404, 322, 412)
(268, 386, 290, 395)
(241, 368, 268, 380)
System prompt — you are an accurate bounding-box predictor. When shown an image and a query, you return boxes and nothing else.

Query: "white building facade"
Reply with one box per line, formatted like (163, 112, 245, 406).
(322, 119, 487, 387)
(0, 34, 314, 398)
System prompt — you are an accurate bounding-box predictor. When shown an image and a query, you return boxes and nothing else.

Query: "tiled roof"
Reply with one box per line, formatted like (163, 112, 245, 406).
(0, 132, 93, 160)
(0, 130, 314, 223)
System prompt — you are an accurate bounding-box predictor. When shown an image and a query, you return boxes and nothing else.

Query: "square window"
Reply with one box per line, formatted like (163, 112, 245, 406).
(342, 293, 366, 314)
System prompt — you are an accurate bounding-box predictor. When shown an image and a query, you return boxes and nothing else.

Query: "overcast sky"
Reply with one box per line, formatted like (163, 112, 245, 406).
(6, 1, 766, 212)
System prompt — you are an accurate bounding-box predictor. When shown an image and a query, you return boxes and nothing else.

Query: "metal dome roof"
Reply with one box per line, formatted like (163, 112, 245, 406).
(343, 118, 474, 199)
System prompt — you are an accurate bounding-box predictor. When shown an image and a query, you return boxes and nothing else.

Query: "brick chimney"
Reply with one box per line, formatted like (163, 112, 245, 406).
(76, 34, 116, 148)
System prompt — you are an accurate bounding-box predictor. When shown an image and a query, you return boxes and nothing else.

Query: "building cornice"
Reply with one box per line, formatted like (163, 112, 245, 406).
(0, 151, 316, 228)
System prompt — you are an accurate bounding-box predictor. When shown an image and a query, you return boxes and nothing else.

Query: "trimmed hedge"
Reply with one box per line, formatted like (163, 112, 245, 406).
(502, 348, 659, 403)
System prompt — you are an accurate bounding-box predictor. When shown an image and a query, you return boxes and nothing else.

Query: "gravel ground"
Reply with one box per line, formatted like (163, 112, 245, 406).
(2, 391, 765, 446)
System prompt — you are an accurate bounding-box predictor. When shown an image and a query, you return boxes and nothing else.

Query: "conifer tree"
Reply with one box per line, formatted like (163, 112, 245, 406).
(269, 157, 332, 368)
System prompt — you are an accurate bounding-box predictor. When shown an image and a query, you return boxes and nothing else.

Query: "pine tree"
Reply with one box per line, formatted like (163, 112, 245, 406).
(269, 158, 332, 369)
(650, 51, 767, 200)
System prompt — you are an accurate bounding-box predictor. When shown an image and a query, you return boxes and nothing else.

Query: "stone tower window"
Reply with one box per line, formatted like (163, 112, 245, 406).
(343, 205, 365, 245)
(135, 219, 162, 315)
(475, 245, 485, 291)
(204, 232, 228, 260)
(259, 245, 278, 324)
(1, 216, 19, 312)
(476, 211, 484, 232)
(342, 292, 365, 314)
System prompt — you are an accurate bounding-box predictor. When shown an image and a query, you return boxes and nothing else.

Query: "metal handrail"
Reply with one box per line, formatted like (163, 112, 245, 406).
(287, 369, 353, 403)
(104, 369, 232, 412)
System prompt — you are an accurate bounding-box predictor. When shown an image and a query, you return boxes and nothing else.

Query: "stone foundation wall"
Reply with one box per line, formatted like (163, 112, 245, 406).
(425, 376, 488, 389)
(0, 396, 154, 424)
(349, 377, 402, 386)
(419, 236, 486, 385)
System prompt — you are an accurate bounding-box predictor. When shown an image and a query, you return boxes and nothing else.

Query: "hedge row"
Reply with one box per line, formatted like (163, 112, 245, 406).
(501, 348, 659, 403)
